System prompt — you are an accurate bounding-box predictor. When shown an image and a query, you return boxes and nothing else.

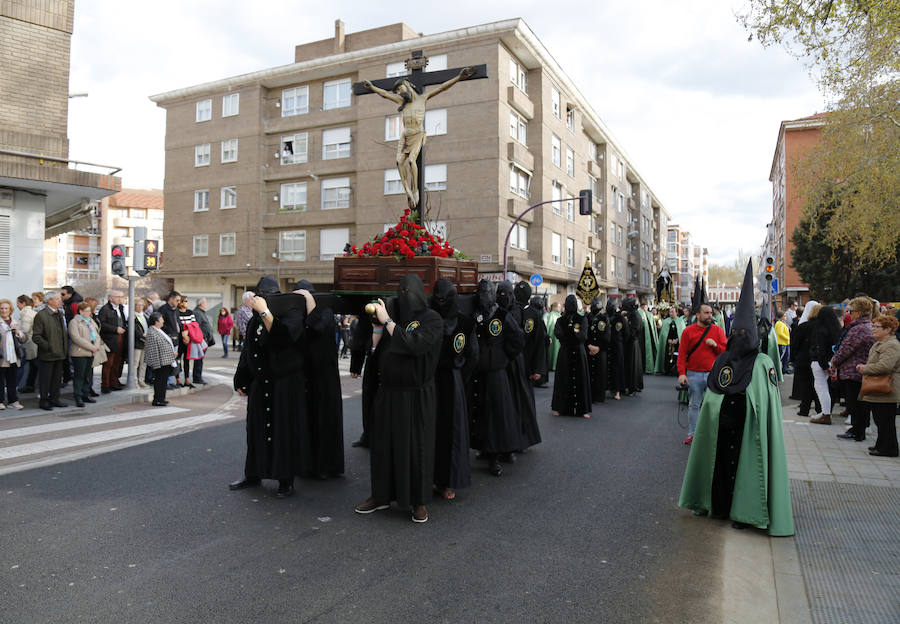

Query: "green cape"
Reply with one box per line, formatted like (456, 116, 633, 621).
(678, 353, 794, 536)
(767, 326, 783, 383)
(545, 310, 561, 371)
(712, 311, 725, 332)
(640, 309, 659, 374)
(654, 316, 685, 374)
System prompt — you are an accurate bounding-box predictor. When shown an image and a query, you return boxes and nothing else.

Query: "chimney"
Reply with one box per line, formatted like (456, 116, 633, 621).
(334, 19, 345, 54)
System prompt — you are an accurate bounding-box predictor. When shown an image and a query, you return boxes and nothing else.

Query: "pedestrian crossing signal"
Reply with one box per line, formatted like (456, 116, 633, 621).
(110, 244, 126, 278)
(142, 239, 159, 271)
(764, 255, 775, 281)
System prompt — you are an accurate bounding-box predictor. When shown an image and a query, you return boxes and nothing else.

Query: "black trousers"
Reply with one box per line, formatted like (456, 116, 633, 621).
(796, 364, 820, 415)
(0, 364, 17, 404)
(192, 357, 203, 382)
(153, 365, 172, 403)
(39, 359, 63, 405)
(868, 401, 899, 456)
(842, 379, 869, 435)
(72, 356, 93, 400)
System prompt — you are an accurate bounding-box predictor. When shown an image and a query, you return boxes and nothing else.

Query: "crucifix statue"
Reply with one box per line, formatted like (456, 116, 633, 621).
(354, 51, 487, 221)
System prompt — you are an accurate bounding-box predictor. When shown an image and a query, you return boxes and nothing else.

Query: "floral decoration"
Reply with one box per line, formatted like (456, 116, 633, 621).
(344, 209, 464, 260)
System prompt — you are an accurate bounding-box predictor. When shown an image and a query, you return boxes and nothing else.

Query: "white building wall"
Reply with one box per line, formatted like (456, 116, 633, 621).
(2, 190, 48, 298)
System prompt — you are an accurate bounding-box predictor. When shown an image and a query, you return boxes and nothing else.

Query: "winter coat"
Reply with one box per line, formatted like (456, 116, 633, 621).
(68, 315, 105, 359)
(217, 313, 234, 336)
(143, 325, 177, 370)
(193, 306, 215, 345)
(18, 306, 38, 360)
(0, 319, 26, 367)
(31, 307, 68, 361)
(859, 337, 900, 404)
(831, 317, 875, 382)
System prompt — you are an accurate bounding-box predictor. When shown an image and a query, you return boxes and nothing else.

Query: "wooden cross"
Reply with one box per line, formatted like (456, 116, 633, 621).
(353, 50, 488, 224)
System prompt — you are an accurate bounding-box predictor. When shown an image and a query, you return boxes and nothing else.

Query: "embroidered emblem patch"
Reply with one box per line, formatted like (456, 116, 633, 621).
(453, 332, 466, 353)
(768, 367, 778, 386)
(489, 318, 502, 336)
(597, 321, 607, 332)
(615, 322, 623, 332)
(574, 323, 581, 332)
(406, 320, 420, 332)
(524, 318, 535, 334)
(718, 366, 733, 388)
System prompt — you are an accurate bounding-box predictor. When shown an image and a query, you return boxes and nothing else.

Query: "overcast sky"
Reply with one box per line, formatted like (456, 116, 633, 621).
(66, 0, 824, 267)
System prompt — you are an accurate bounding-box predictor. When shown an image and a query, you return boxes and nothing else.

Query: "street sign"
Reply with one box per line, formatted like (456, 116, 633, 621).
(772, 278, 779, 293)
(529, 273, 543, 287)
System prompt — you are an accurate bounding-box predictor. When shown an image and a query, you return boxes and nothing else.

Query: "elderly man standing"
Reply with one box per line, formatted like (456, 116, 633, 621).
(98, 290, 127, 393)
(236, 291, 254, 352)
(31, 292, 68, 410)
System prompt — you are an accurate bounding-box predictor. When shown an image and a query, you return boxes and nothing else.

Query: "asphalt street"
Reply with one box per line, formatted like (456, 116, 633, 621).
(1, 370, 727, 623)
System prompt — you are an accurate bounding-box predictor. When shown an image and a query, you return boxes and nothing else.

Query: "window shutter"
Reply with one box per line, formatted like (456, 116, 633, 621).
(0, 211, 11, 277)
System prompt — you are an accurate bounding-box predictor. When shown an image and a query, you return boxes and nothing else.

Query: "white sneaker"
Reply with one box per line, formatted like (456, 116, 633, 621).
(845, 416, 852, 425)
(0, 403, 6, 410)
(9, 401, 23, 410)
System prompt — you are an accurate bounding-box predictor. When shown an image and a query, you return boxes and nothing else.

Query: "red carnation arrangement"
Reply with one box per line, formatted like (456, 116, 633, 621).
(344, 209, 464, 260)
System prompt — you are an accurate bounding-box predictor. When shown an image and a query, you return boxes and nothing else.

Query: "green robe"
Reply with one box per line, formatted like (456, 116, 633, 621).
(712, 312, 725, 332)
(639, 309, 659, 374)
(654, 316, 686, 374)
(767, 326, 783, 383)
(678, 354, 794, 536)
(544, 310, 561, 371)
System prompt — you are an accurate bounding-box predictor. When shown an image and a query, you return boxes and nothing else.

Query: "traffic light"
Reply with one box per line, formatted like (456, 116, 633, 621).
(579, 188, 592, 215)
(142, 239, 159, 271)
(764, 255, 776, 282)
(110, 244, 127, 278)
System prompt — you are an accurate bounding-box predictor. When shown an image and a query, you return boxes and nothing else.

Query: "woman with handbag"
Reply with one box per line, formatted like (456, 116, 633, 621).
(68, 302, 104, 408)
(832, 297, 877, 442)
(0, 299, 26, 409)
(856, 315, 900, 457)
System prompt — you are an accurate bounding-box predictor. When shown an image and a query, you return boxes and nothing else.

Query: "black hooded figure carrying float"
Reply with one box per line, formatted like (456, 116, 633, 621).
(679, 261, 794, 536)
(517, 281, 549, 389)
(231, 276, 309, 499)
(430, 279, 479, 500)
(621, 297, 644, 395)
(551, 295, 592, 418)
(468, 279, 527, 477)
(354, 274, 443, 524)
(497, 280, 542, 451)
(293, 280, 344, 480)
(607, 298, 626, 400)
(587, 296, 611, 403)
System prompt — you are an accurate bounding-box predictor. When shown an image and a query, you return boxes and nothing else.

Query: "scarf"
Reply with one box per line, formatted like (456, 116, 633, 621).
(80, 314, 97, 341)
(0, 319, 16, 364)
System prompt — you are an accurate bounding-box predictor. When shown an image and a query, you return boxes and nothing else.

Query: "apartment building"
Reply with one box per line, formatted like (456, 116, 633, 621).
(768, 113, 824, 308)
(666, 224, 708, 305)
(150, 19, 672, 307)
(0, 0, 120, 296)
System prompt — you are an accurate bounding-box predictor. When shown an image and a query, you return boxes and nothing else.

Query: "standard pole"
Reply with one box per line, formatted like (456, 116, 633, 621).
(125, 276, 136, 390)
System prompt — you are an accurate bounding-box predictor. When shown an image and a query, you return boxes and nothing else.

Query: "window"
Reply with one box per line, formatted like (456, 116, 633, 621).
(194, 144, 210, 167)
(278, 230, 306, 261)
(551, 232, 561, 264)
(618, 192, 625, 213)
(322, 127, 351, 159)
(129, 208, 146, 219)
(384, 169, 404, 195)
(221, 186, 237, 210)
(320, 227, 349, 261)
(280, 182, 307, 212)
(617, 225, 624, 246)
(566, 105, 575, 131)
(610, 153, 618, 178)
(510, 223, 528, 250)
(221, 139, 238, 163)
(610, 224, 617, 245)
(281, 133, 308, 164)
(196, 99, 211, 122)
(281, 86, 309, 116)
(551, 86, 560, 118)
(609, 255, 616, 277)
(386, 61, 406, 78)
(424, 164, 447, 191)
(148, 209, 164, 222)
(552, 135, 561, 167)
(619, 160, 625, 180)
(323, 78, 351, 110)
(566, 147, 575, 177)
(192, 235, 208, 257)
(587, 140, 596, 162)
(321, 177, 350, 210)
(219, 233, 236, 256)
(385, 109, 447, 139)
(566, 237, 575, 267)
(509, 110, 527, 144)
(222, 93, 239, 117)
(509, 164, 531, 198)
(552, 181, 562, 215)
(193, 190, 209, 212)
(509, 57, 527, 92)
(427, 54, 447, 71)
(566, 192, 575, 222)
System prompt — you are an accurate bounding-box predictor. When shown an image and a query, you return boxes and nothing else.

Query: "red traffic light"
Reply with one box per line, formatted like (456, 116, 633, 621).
(111, 245, 125, 257)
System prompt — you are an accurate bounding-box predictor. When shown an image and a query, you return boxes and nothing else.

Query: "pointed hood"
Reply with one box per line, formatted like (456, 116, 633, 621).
(708, 260, 758, 395)
(293, 279, 315, 292)
(395, 274, 428, 324)
(496, 280, 515, 311)
(430, 278, 458, 320)
(563, 294, 579, 315)
(475, 279, 497, 317)
(529, 296, 545, 314)
(255, 276, 280, 296)
(590, 296, 605, 315)
(514, 281, 532, 306)
(691, 275, 702, 314)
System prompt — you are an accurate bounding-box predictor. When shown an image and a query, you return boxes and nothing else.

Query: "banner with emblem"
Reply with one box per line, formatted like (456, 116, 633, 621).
(576, 257, 600, 309)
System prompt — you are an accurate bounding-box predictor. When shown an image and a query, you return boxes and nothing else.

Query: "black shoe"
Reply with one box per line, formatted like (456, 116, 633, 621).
(229, 477, 260, 490)
(83, 397, 96, 404)
(75, 401, 85, 408)
(489, 458, 502, 477)
(869, 449, 898, 457)
(275, 482, 294, 498)
(185, 383, 195, 389)
(499, 452, 516, 464)
(40, 403, 52, 411)
(101, 387, 111, 394)
(51, 401, 67, 408)
(351, 438, 368, 448)
(110, 385, 124, 391)
(868, 446, 876, 451)
(151, 400, 169, 406)
(836, 432, 857, 439)
(88, 389, 99, 397)
(19, 386, 34, 394)
(193, 380, 207, 385)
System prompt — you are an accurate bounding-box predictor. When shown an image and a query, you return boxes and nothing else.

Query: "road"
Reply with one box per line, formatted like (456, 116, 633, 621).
(1, 359, 727, 623)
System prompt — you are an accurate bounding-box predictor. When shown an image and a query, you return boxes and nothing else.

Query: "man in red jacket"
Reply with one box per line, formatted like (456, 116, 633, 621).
(677, 303, 727, 444)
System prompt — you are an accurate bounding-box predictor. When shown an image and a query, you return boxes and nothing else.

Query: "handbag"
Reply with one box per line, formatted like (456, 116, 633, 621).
(861, 374, 893, 396)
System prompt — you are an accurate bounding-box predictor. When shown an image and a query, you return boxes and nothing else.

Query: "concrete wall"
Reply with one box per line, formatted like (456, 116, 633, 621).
(1, 190, 48, 297)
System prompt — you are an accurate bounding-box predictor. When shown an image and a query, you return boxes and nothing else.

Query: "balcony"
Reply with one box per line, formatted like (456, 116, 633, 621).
(507, 141, 534, 172)
(506, 86, 534, 119)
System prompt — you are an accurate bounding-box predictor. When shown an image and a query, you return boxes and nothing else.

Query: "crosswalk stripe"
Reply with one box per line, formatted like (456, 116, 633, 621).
(0, 407, 190, 440)
(0, 411, 239, 460)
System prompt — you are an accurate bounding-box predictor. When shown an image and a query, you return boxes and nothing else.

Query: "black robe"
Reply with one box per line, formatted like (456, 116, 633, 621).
(505, 304, 541, 448)
(662, 320, 680, 376)
(710, 392, 747, 517)
(623, 311, 644, 393)
(302, 306, 344, 477)
(552, 312, 592, 416)
(608, 315, 627, 395)
(233, 308, 309, 481)
(587, 311, 611, 402)
(433, 314, 478, 491)
(349, 317, 379, 447)
(469, 307, 527, 454)
(369, 309, 443, 508)
(522, 304, 549, 387)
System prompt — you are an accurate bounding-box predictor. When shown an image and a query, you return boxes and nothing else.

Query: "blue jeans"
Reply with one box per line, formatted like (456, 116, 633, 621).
(779, 344, 791, 373)
(687, 370, 709, 436)
(220, 334, 229, 356)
